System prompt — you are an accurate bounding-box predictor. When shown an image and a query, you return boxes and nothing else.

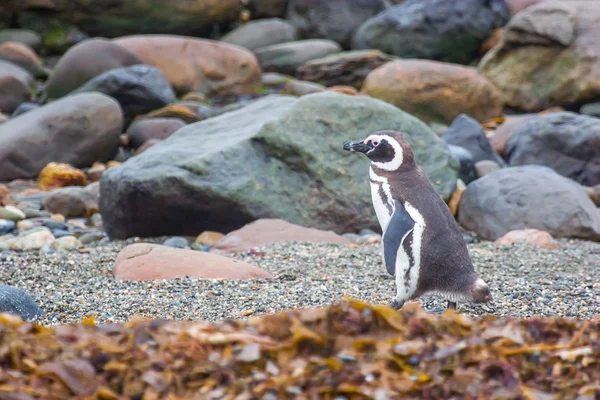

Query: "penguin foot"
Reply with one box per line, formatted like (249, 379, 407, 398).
(389, 297, 405, 310)
(447, 301, 457, 310)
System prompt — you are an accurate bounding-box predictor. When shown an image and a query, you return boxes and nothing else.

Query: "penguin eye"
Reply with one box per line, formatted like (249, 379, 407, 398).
(372, 140, 379, 147)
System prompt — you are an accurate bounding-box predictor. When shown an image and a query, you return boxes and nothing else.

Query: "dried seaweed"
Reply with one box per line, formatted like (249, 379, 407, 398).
(0, 298, 598, 399)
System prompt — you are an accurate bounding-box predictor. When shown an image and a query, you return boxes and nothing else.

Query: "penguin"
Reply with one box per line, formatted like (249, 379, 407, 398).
(343, 130, 493, 311)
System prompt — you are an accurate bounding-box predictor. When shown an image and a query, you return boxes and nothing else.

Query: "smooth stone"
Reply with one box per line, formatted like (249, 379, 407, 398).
(41, 183, 99, 218)
(255, 39, 342, 76)
(41, 219, 68, 231)
(0, 93, 123, 181)
(37, 162, 87, 191)
(282, 79, 326, 96)
(51, 235, 82, 251)
(70, 64, 177, 124)
(0, 206, 26, 221)
(78, 232, 106, 244)
(352, 0, 510, 64)
(10, 228, 55, 251)
(0, 235, 15, 251)
(0, 184, 15, 206)
(475, 160, 501, 178)
(0, 41, 48, 78)
(126, 118, 186, 149)
(0, 220, 15, 235)
(222, 18, 298, 51)
(39, 244, 56, 255)
(505, 112, 600, 186)
(287, 0, 386, 48)
(490, 114, 539, 156)
(135, 139, 161, 155)
(16, 220, 37, 231)
(443, 113, 505, 165)
(0, 30, 41, 50)
(495, 229, 560, 250)
(0, 59, 33, 114)
(44, 38, 143, 99)
(195, 231, 225, 246)
(210, 218, 352, 255)
(458, 165, 600, 241)
(580, 102, 600, 118)
(162, 236, 189, 248)
(361, 59, 504, 124)
(0, 284, 44, 320)
(51, 229, 71, 238)
(113, 243, 273, 281)
(11, 102, 39, 117)
(89, 213, 103, 228)
(113, 35, 262, 97)
(23, 208, 49, 219)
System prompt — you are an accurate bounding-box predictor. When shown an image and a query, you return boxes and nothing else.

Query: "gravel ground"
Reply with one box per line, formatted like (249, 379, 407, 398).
(1, 237, 599, 325)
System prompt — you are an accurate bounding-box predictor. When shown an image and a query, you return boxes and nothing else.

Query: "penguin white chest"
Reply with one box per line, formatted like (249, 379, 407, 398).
(368, 167, 394, 231)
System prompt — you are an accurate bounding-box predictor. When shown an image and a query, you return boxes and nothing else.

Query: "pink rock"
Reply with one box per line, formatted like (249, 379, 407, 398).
(211, 218, 352, 254)
(494, 229, 559, 250)
(113, 243, 272, 281)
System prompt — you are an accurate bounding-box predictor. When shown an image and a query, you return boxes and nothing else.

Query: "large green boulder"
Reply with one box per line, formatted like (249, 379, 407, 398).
(99, 92, 459, 239)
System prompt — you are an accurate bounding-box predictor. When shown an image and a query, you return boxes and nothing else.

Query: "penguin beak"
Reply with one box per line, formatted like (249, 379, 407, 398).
(343, 140, 373, 153)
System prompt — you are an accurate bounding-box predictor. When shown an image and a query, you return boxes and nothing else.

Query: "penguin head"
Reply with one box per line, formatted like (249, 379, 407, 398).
(343, 130, 414, 172)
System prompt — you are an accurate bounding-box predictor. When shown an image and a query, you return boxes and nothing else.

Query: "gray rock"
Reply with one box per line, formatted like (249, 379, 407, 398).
(447, 144, 477, 185)
(458, 165, 600, 241)
(51, 235, 82, 251)
(0, 59, 33, 114)
(44, 38, 143, 99)
(100, 92, 459, 239)
(443, 114, 506, 166)
(0, 284, 43, 320)
(505, 112, 600, 186)
(222, 18, 298, 51)
(42, 219, 68, 231)
(287, 0, 387, 48)
(71, 64, 176, 124)
(580, 103, 600, 118)
(11, 102, 39, 117)
(0, 219, 15, 235)
(248, 0, 289, 18)
(10, 228, 55, 251)
(126, 118, 186, 149)
(474, 160, 501, 178)
(41, 183, 100, 218)
(255, 39, 342, 76)
(282, 79, 325, 95)
(163, 236, 189, 248)
(0, 206, 25, 221)
(0, 93, 123, 181)
(51, 229, 71, 238)
(0, 29, 41, 50)
(352, 0, 511, 64)
(79, 231, 106, 244)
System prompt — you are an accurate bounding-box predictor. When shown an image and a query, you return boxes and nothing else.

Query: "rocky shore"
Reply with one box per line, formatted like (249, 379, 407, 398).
(1, 237, 598, 326)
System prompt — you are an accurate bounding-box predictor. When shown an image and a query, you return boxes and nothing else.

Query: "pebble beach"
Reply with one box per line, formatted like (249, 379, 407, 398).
(2, 237, 598, 326)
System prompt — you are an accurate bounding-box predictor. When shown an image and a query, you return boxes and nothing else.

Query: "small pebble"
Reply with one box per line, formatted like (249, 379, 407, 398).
(52, 229, 71, 238)
(162, 237, 189, 248)
(0, 220, 15, 235)
(43, 220, 69, 231)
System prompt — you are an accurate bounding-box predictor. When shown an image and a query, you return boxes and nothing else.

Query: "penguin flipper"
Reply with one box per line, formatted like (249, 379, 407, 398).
(382, 200, 415, 276)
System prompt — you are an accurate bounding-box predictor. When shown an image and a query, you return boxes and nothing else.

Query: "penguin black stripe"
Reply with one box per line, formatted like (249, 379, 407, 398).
(343, 131, 494, 311)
